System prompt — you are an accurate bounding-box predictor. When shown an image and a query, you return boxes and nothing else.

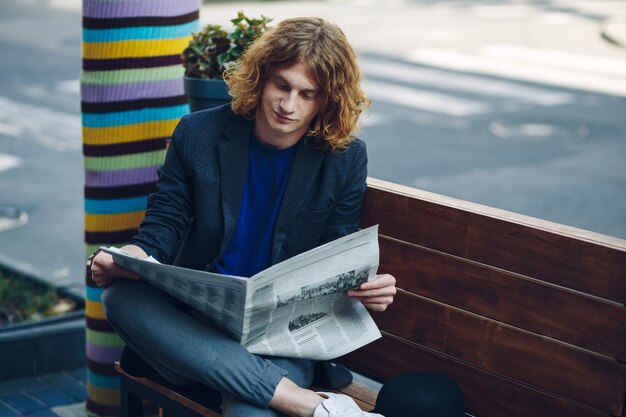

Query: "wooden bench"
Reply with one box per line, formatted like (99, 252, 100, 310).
(116, 177, 626, 417)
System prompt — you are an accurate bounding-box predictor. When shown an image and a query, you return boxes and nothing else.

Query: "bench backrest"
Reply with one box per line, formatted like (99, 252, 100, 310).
(340, 178, 626, 417)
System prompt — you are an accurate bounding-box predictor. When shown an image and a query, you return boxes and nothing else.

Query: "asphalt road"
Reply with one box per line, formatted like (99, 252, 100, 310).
(0, 0, 624, 289)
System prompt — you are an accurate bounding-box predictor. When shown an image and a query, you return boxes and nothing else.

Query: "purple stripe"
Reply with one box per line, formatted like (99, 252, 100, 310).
(85, 166, 160, 187)
(83, 0, 200, 18)
(86, 343, 124, 363)
(81, 79, 184, 103)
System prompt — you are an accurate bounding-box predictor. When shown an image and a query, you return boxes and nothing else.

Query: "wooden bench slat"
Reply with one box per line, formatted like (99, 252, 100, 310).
(378, 236, 626, 361)
(371, 291, 626, 414)
(362, 180, 626, 304)
(340, 336, 614, 417)
(336, 383, 377, 409)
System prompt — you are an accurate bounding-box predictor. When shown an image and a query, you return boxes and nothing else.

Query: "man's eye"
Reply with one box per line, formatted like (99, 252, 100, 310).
(275, 81, 289, 90)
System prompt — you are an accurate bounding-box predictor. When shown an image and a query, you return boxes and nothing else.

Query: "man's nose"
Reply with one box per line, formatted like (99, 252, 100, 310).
(280, 92, 297, 113)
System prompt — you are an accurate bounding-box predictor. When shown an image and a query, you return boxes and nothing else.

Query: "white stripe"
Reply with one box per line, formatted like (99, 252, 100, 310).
(0, 122, 23, 137)
(482, 44, 626, 78)
(56, 79, 80, 96)
(407, 48, 626, 97)
(0, 96, 80, 151)
(364, 79, 490, 116)
(360, 113, 386, 128)
(0, 153, 21, 172)
(361, 57, 574, 106)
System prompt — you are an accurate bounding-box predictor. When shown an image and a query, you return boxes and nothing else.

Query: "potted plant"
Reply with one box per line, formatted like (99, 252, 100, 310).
(182, 11, 272, 112)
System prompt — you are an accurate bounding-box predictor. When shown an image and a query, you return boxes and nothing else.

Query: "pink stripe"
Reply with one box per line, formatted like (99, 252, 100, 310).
(85, 166, 160, 187)
(83, 0, 199, 18)
(81, 79, 184, 103)
(87, 343, 124, 363)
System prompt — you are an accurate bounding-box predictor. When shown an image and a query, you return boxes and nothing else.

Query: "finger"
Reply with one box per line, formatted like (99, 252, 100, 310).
(351, 296, 394, 305)
(347, 285, 396, 298)
(93, 257, 140, 280)
(362, 302, 391, 312)
(108, 263, 141, 280)
(358, 274, 396, 290)
(94, 276, 114, 288)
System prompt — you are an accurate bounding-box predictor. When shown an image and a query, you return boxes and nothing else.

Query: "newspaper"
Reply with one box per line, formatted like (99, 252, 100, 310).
(101, 226, 382, 360)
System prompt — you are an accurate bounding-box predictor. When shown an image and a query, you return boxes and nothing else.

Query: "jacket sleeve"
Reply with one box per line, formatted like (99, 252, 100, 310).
(319, 139, 368, 244)
(131, 116, 194, 263)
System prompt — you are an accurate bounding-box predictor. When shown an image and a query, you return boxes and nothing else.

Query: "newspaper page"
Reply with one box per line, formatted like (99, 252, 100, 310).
(242, 226, 381, 360)
(101, 249, 248, 340)
(101, 225, 382, 360)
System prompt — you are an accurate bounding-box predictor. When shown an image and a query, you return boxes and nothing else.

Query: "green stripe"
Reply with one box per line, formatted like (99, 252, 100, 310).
(81, 64, 184, 85)
(84, 149, 166, 171)
(87, 329, 125, 347)
(86, 242, 131, 255)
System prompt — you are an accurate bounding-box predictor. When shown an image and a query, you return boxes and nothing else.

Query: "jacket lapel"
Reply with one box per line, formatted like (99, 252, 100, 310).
(271, 137, 325, 263)
(218, 115, 252, 256)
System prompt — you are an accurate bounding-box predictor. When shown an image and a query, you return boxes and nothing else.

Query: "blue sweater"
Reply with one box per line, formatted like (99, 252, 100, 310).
(215, 135, 298, 277)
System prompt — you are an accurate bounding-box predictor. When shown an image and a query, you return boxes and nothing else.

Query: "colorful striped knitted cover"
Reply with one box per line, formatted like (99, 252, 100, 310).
(81, 1, 199, 415)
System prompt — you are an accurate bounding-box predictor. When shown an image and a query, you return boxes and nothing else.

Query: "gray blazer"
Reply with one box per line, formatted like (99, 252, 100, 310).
(133, 104, 368, 273)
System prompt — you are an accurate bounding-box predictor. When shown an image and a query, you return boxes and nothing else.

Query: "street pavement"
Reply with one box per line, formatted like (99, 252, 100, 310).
(0, 0, 625, 292)
(0, 368, 86, 417)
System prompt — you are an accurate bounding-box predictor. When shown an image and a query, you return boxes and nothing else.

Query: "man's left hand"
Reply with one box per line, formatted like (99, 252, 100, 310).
(346, 274, 396, 311)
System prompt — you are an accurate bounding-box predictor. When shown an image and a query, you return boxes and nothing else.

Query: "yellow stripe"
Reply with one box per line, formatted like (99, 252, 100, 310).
(88, 384, 120, 406)
(86, 300, 106, 320)
(83, 120, 178, 145)
(83, 37, 191, 59)
(85, 211, 146, 232)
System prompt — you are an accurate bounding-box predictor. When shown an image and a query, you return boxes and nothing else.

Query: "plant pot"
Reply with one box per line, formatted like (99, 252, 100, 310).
(184, 77, 231, 112)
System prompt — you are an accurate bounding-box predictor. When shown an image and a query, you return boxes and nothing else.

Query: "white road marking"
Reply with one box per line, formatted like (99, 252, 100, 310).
(56, 79, 80, 96)
(0, 96, 81, 152)
(407, 48, 626, 97)
(0, 153, 21, 172)
(363, 79, 490, 117)
(0, 122, 23, 137)
(360, 113, 386, 128)
(361, 57, 574, 106)
(482, 44, 626, 78)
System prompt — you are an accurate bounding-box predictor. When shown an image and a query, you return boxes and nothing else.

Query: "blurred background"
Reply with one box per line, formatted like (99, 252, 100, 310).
(0, 0, 625, 299)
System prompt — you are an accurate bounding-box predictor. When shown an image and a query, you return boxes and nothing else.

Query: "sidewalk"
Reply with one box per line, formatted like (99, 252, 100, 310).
(0, 368, 86, 417)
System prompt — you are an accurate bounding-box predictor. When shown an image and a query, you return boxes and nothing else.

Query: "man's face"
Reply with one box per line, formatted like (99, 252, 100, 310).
(254, 62, 322, 149)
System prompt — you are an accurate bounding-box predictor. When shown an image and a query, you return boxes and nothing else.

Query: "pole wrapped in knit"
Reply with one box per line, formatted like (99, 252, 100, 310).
(81, 1, 199, 414)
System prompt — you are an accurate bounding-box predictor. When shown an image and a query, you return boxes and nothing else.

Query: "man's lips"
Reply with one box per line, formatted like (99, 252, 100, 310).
(273, 110, 294, 123)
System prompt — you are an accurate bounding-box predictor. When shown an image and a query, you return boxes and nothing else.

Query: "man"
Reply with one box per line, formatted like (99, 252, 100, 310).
(90, 17, 396, 417)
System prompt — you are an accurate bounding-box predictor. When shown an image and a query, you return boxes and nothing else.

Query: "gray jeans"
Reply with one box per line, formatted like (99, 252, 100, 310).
(102, 279, 315, 417)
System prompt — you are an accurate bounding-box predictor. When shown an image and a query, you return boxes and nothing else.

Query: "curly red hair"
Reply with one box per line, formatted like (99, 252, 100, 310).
(225, 17, 370, 151)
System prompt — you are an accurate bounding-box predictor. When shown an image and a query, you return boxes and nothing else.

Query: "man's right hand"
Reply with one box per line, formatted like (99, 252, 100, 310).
(90, 245, 146, 288)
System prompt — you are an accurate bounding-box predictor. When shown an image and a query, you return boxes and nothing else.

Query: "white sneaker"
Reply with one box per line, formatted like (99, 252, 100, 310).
(313, 392, 384, 417)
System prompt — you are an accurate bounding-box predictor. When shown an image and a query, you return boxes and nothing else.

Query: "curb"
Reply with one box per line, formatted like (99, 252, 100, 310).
(601, 16, 626, 48)
(0, 311, 86, 382)
(0, 264, 86, 382)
